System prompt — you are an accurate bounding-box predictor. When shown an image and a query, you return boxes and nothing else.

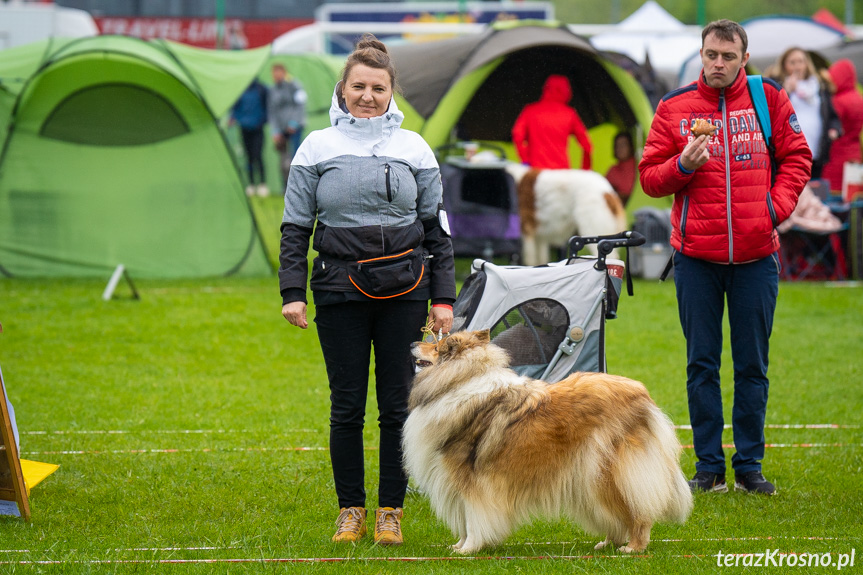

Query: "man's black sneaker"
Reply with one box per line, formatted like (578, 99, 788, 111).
(734, 471, 776, 495)
(688, 471, 728, 493)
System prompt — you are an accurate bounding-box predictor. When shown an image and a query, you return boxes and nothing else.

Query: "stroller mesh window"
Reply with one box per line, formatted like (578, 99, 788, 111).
(490, 299, 569, 367)
(461, 170, 512, 210)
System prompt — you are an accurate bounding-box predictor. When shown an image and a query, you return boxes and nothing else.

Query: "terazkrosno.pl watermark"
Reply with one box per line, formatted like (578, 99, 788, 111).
(715, 549, 855, 570)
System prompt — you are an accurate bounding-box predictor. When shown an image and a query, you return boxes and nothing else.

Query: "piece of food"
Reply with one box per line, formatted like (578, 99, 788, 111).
(690, 118, 717, 137)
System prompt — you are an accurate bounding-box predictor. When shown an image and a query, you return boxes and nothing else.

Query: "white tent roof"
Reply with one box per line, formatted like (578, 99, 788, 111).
(616, 0, 686, 31)
(743, 16, 845, 60)
(0, 4, 97, 50)
(589, 1, 700, 86)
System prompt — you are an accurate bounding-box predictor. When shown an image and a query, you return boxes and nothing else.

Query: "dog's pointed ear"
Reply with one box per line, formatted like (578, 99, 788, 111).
(477, 329, 491, 343)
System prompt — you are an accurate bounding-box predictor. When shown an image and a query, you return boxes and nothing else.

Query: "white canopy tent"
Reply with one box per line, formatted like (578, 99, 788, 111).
(0, 3, 97, 49)
(589, 1, 701, 89)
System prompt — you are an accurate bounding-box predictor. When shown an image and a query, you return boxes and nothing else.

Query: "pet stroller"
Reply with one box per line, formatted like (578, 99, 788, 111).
(451, 232, 645, 382)
(437, 142, 521, 261)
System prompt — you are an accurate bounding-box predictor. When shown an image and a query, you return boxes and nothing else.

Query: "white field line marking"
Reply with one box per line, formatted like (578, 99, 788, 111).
(21, 424, 857, 436)
(2, 551, 857, 566)
(0, 555, 672, 565)
(20, 447, 333, 456)
(460, 535, 855, 547)
(681, 443, 861, 449)
(21, 443, 863, 456)
(0, 547, 239, 554)
(2, 535, 854, 556)
(22, 429, 319, 435)
(674, 424, 859, 430)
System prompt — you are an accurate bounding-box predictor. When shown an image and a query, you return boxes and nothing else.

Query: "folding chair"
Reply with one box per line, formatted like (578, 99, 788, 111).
(780, 225, 848, 281)
(778, 180, 848, 281)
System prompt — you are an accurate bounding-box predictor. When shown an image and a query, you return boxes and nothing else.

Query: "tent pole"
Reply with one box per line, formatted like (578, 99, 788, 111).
(215, 0, 225, 50)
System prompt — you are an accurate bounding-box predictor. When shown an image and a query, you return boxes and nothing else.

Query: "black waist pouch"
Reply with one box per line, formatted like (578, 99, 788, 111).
(347, 249, 426, 299)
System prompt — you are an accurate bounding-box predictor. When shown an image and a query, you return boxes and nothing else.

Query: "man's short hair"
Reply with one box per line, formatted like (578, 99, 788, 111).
(272, 63, 286, 72)
(702, 19, 748, 55)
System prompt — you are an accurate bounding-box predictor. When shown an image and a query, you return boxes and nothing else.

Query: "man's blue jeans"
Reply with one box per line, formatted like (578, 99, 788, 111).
(673, 251, 780, 475)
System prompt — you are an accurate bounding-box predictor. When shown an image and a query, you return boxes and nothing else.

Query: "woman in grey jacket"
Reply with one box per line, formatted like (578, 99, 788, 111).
(279, 34, 456, 546)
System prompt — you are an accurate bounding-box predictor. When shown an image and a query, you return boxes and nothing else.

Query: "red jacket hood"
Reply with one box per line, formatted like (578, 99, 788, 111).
(541, 75, 572, 104)
(829, 59, 858, 94)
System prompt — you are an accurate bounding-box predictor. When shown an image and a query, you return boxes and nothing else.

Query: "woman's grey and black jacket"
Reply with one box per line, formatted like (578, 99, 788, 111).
(279, 87, 456, 306)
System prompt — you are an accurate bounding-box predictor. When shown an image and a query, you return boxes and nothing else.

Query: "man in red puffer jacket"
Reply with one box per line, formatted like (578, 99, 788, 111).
(512, 75, 592, 170)
(640, 19, 811, 497)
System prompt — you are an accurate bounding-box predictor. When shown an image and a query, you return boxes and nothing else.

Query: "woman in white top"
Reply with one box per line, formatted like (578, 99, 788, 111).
(772, 47, 840, 179)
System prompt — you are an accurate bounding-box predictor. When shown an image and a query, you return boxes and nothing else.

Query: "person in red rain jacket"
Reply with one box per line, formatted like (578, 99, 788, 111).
(822, 59, 863, 193)
(512, 75, 592, 170)
(639, 19, 811, 497)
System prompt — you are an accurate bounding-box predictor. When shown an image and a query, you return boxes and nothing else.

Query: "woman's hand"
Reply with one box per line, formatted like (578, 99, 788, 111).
(282, 301, 308, 329)
(428, 305, 453, 336)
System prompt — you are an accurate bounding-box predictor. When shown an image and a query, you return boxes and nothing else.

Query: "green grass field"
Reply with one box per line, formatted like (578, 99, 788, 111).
(0, 197, 861, 573)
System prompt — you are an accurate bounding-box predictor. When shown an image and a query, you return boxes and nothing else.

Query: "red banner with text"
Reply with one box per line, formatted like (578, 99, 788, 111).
(94, 18, 312, 49)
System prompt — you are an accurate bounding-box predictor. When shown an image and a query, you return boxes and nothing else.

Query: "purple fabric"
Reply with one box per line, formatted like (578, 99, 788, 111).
(450, 214, 521, 240)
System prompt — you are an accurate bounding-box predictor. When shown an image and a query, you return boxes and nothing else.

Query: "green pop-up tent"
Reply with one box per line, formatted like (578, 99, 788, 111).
(388, 20, 655, 175)
(0, 36, 272, 278)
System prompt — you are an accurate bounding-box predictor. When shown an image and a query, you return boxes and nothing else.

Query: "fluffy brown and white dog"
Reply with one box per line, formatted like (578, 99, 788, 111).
(505, 163, 628, 266)
(404, 330, 692, 555)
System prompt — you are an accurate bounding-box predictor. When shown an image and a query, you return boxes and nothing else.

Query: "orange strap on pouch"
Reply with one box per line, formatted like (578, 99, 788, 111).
(349, 249, 425, 299)
(349, 266, 424, 299)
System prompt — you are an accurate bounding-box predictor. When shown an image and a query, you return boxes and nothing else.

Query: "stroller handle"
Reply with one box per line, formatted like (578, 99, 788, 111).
(568, 230, 647, 272)
(569, 231, 646, 255)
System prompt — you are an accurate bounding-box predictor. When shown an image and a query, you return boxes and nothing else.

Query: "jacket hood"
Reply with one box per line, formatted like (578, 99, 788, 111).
(329, 82, 404, 141)
(829, 59, 858, 94)
(540, 75, 572, 104)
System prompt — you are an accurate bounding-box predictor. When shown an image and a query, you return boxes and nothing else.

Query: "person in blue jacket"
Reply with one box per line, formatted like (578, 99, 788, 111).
(230, 78, 269, 196)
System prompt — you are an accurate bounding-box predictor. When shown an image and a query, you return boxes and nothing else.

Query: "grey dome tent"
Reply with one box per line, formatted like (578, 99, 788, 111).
(388, 20, 654, 170)
(387, 21, 657, 248)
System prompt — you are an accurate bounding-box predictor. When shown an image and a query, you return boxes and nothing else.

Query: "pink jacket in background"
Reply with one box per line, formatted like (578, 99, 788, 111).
(822, 59, 863, 191)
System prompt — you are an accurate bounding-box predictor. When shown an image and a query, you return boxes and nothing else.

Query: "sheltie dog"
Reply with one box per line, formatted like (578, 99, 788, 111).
(504, 163, 628, 266)
(404, 330, 692, 554)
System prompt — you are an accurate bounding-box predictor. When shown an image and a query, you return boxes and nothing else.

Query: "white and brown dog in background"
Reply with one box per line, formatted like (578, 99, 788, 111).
(405, 330, 692, 555)
(505, 163, 628, 265)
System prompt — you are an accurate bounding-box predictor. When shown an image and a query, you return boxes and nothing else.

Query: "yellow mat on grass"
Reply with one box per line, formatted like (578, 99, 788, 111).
(20, 459, 59, 495)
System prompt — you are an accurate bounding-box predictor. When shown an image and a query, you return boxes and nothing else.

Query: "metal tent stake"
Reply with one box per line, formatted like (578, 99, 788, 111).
(102, 264, 140, 301)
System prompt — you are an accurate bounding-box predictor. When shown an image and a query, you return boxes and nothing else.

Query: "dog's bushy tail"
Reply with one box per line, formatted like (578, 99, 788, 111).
(614, 405, 694, 524)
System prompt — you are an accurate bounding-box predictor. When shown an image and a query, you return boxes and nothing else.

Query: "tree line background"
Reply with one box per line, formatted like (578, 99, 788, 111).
(550, 0, 855, 26)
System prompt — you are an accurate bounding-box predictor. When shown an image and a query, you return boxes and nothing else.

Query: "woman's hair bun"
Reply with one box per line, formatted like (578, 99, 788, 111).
(356, 33, 388, 54)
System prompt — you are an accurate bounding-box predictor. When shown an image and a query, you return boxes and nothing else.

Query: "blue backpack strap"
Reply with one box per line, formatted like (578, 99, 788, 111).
(747, 75, 771, 145)
(747, 74, 778, 186)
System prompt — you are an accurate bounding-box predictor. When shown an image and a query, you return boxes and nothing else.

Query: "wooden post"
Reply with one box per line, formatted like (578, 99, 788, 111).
(0, 364, 30, 520)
